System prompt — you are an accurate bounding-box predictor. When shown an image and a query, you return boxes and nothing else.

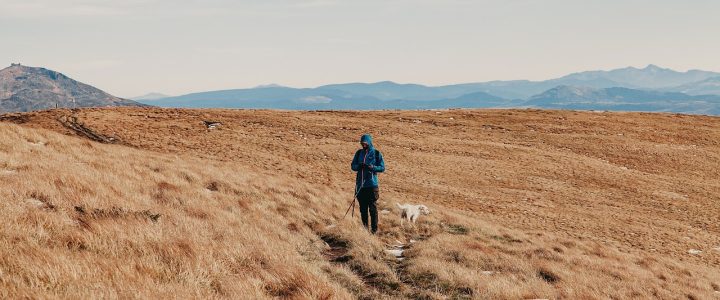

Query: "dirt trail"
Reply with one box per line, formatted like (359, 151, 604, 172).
(57, 112, 119, 144)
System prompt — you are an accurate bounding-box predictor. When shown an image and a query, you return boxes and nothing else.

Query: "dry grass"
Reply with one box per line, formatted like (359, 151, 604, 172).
(0, 124, 355, 298)
(1, 107, 719, 299)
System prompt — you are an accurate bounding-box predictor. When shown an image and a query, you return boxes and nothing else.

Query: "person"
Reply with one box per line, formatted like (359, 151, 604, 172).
(351, 134, 385, 234)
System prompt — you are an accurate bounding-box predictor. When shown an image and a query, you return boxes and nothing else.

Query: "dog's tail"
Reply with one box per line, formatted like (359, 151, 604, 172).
(396, 203, 403, 209)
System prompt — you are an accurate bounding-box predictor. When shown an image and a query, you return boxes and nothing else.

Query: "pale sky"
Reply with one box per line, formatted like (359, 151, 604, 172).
(1, 0, 719, 98)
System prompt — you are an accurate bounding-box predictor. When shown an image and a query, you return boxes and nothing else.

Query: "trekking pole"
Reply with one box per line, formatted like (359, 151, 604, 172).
(343, 150, 370, 220)
(342, 176, 364, 220)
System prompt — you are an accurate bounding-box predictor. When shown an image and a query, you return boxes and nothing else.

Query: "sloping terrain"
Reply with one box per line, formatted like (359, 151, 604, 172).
(1, 108, 720, 298)
(0, 64, 143, 113)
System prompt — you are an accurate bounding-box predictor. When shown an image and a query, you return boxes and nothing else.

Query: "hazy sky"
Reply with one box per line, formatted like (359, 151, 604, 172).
(1, 0, 719, 97)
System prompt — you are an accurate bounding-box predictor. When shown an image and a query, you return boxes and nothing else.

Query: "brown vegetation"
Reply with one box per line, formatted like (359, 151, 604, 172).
(1, 107, 719, 299)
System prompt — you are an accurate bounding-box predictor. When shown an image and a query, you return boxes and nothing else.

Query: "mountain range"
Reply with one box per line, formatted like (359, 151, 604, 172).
(2, 63, 720, 115)
(0, 64, 143, 113)
(140, 64, 720, 114)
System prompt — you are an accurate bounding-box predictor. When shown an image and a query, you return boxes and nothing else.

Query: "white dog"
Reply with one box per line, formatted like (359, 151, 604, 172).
(396, 203, 431, 226)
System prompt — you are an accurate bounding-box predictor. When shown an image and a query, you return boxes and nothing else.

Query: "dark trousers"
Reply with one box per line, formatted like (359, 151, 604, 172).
(357, 187, 379, 233)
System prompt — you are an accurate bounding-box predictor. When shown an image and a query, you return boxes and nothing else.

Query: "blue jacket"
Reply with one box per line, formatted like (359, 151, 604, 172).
(351, 134, 385, 191)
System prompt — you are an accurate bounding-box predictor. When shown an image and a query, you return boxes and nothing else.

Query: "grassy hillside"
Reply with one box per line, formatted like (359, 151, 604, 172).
(1, 108, 719, 299)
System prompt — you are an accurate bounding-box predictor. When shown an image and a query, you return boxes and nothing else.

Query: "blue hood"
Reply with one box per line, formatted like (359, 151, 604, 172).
(351, 134, 385, 190)
(360, 134, 374, 149)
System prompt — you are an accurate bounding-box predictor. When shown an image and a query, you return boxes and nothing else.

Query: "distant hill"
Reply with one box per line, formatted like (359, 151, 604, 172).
(131, 92, 171, 101)
(143, 86, 384, 109)
(553, 64, 720, 89)
(317, 81, 464, 101)
(525, 85, 720, 115)
(434, 91, 524, 108)
(665, 76, 720, 96)
(142, 85, 524, 110)
(0, 64, 144, 113)
(443, 65, 720, 99)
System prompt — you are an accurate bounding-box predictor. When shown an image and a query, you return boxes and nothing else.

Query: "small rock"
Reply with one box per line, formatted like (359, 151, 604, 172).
(0, 170, 17, 176)
(688, 249, 702, 255)
(380, 209, 390, 215)
(385, 249, 404, 257)
(481, 271, 494, 275)
(413, 120, 422, 124)
(619, 166, 628, 170)
(712, 247, 720, 252)
(325, 224, 336, 230)
(409, 239, 417, 244)
(25, 198, 45, 208)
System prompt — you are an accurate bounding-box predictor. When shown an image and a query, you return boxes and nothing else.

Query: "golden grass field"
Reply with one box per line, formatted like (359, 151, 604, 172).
(1, 107, 719, 299)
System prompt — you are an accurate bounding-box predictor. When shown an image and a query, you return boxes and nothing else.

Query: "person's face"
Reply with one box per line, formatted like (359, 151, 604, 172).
(361, 141, 369, 149)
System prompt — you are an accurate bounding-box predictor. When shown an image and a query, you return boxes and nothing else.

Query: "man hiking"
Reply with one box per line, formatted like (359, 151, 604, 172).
(351, 134, 385, 234)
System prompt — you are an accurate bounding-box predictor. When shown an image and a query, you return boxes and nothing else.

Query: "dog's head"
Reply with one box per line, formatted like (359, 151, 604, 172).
(419, 205, 431, 215)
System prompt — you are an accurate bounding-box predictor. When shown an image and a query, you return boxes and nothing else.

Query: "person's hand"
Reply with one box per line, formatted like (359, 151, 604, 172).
(366, 164, 374, 170)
